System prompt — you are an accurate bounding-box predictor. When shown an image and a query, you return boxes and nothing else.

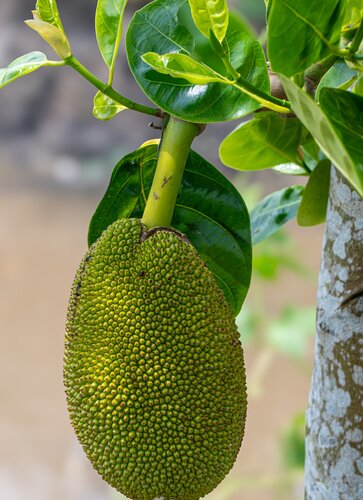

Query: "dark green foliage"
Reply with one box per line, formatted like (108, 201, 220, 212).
(126, 0, 269, 122)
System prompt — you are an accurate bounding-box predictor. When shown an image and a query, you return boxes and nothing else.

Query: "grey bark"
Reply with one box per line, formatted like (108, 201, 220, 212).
(305, 168, 363, 499)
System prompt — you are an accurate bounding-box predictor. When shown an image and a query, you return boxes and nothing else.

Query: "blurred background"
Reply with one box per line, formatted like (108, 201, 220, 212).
(0, 1, 324, 499)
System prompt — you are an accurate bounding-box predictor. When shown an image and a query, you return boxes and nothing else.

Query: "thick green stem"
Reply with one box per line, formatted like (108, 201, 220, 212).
(142, 117, 199, 228)
(65, 56, 162, 118)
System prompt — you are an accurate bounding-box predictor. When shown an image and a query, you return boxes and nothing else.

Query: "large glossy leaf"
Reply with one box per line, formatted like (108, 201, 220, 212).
(220, 113, 302, 171)
(280, 76, 363, 197)
(93, 90, 126, 120)
(188, 0, 229, 42)
(35, 0, 64, 31)
(0, 52, 57, 89)
(267, 0, 346, 76)
(316, 60, 356, 101)
(126, 0, 269, 122)
(250, 185, 304, 245)
(96, 0, 127, 68)
(297, 159, 331, 226)
(88, 145, 252, 315)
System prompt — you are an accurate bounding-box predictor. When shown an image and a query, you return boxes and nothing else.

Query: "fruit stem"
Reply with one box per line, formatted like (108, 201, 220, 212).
(142, 117, 199, 228)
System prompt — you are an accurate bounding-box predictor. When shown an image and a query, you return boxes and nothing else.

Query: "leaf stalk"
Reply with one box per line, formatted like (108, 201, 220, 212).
(234, 76, 292, 113)
(65, 56, 162, 118)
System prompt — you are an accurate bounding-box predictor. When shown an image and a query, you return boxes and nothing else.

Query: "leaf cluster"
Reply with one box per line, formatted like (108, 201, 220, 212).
(0, 0, 362, 314)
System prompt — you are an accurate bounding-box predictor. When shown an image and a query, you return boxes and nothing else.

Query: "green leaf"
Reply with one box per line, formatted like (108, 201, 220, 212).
(88, 145, 252, 315)
(316, 60, 356, 100)
(188, 0, 229, 42)
(220, 113, 302, 171)
(267, 0, 346, 76)
(93, 90, 126, 120)
(250, 185, 304, 245)
(141, 52, 230, 84)
(319, 88, 363, 186)
(126, 0, 269, 123)
(96, 0, 128, 69)
(297, 159, 331, 226)
(25, 18, 71, 59)
(0, 52, 57, 89)
(35, 0, 64, 31)
(280, 76, 363, 197)
(26, 4, 71, 59)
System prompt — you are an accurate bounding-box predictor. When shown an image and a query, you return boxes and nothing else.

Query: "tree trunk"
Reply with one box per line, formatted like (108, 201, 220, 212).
(305, 168, 363, 499)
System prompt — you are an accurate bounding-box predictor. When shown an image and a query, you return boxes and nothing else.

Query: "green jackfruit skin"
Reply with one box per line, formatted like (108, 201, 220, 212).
(64, 218, 246, 500)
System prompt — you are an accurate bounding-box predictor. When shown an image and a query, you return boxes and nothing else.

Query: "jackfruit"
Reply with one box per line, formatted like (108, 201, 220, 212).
(64, 218, 247, 500)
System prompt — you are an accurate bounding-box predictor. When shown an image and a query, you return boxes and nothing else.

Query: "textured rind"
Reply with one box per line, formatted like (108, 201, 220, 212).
(64, 218, 246, 500)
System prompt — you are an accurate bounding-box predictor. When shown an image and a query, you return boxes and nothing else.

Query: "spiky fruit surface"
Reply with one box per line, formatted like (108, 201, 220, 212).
(64, 218, 246, 500)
